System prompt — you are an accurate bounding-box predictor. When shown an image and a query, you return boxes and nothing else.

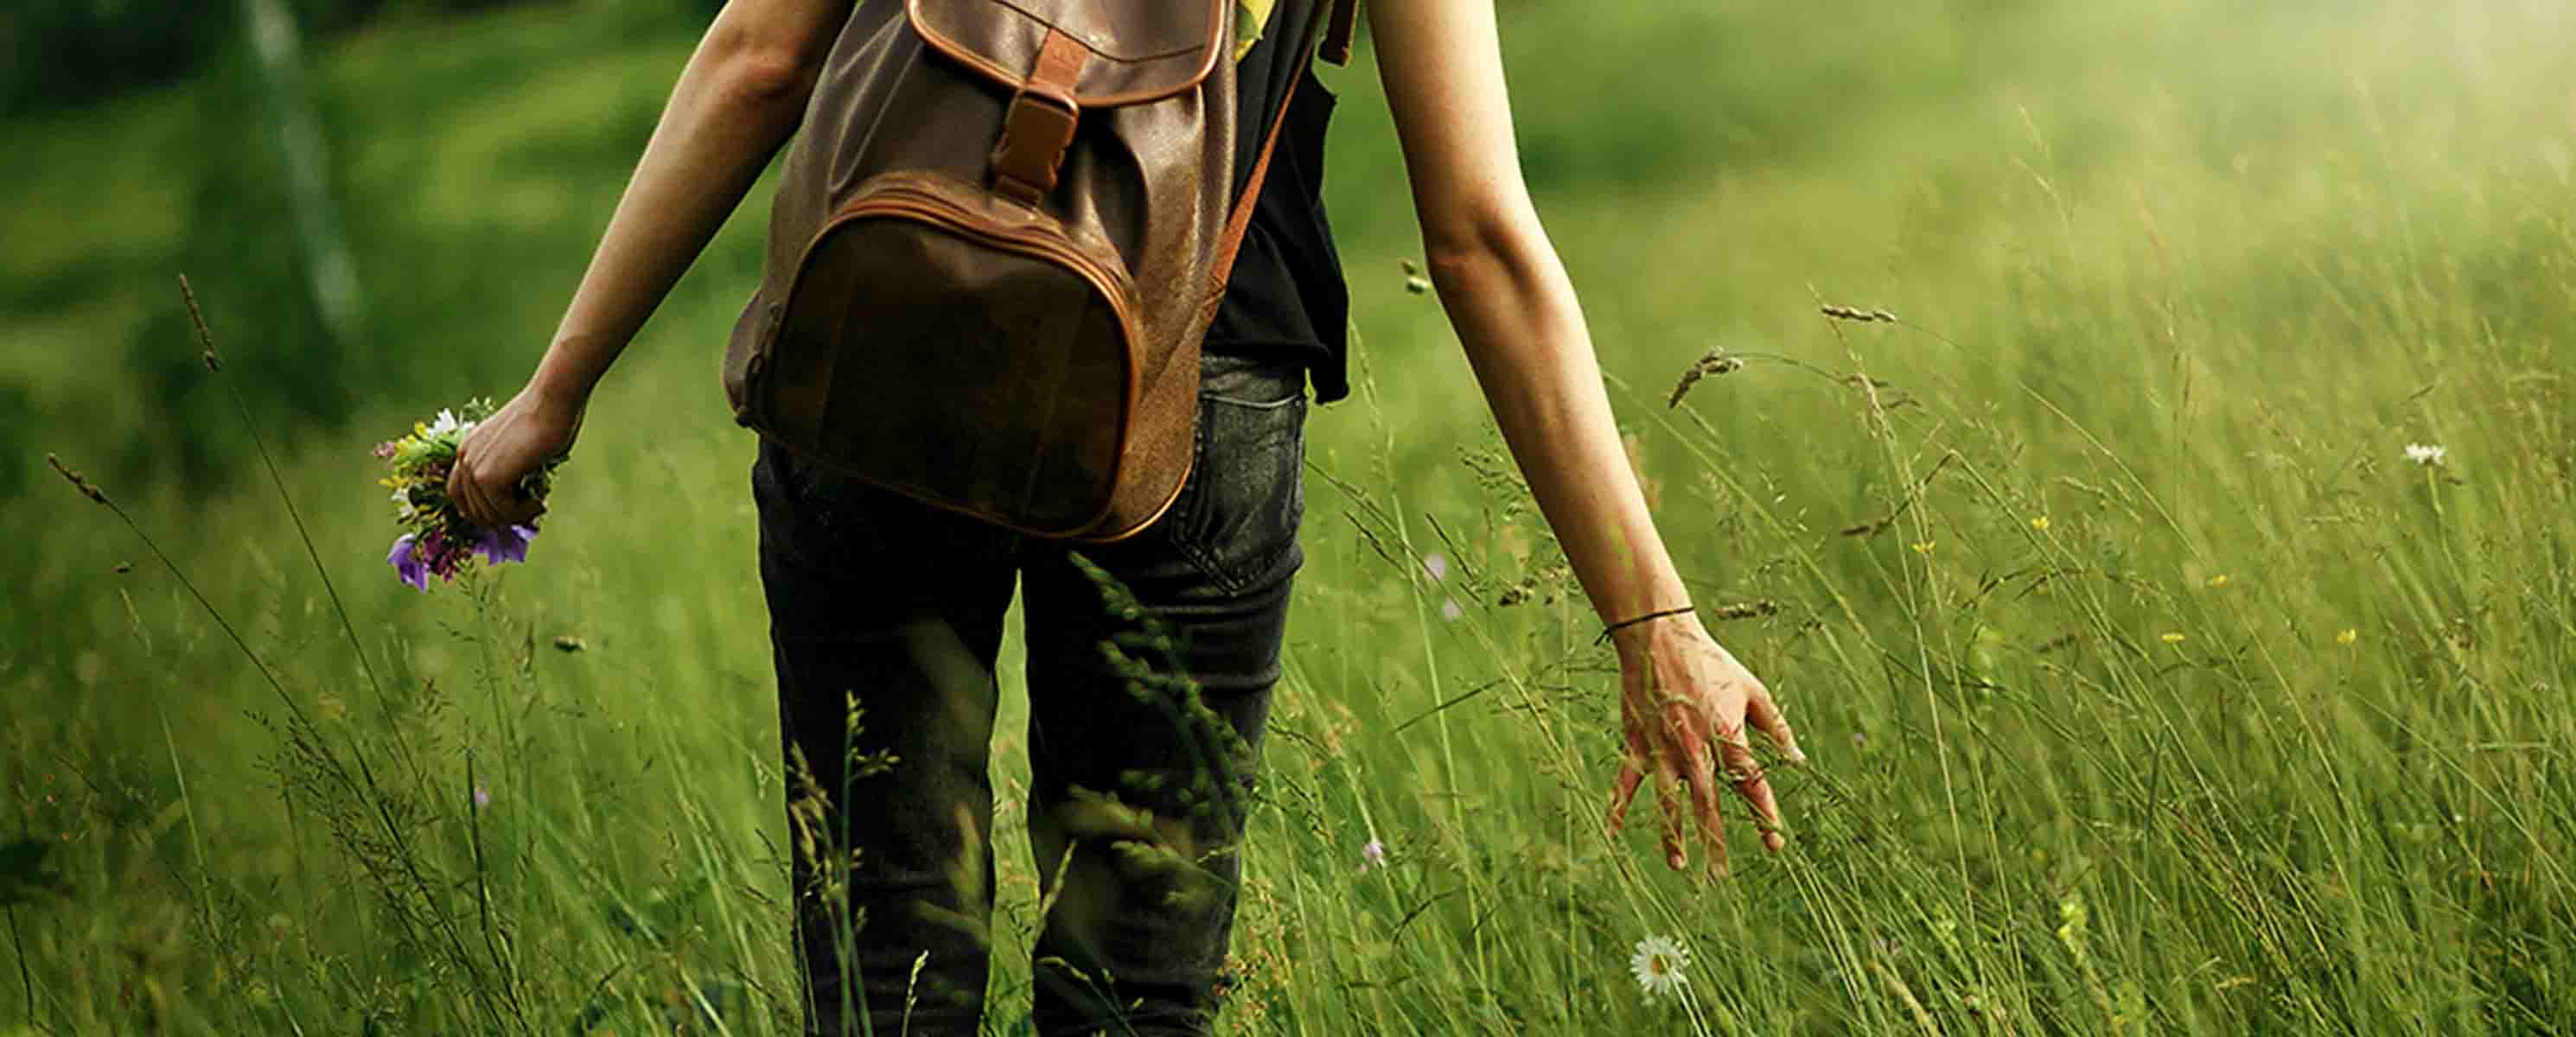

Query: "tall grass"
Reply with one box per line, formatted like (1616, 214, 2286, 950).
(7, 0, 2575, 1033)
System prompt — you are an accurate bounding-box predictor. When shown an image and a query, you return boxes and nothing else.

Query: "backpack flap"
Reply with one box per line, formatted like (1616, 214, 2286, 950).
(907, 0, 1231, 107)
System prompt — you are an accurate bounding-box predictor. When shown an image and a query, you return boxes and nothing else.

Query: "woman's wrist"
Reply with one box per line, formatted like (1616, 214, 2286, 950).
(527, 347, 603, 412)
(1597, 604, 1695, 646)
(1605, 608, 1701, 670)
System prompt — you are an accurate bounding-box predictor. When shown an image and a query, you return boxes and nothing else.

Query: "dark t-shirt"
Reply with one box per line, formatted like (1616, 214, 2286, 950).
(1207, 0, 1352, 403)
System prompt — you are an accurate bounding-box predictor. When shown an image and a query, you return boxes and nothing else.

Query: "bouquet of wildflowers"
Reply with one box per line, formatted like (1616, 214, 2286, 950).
(374, 400, 560, 591)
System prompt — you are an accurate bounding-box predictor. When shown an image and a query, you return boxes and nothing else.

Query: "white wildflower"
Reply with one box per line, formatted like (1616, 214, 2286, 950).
(1422, 553, 1449, 582)
(1439, 599, 1463, 622)
(2403, 443, 2446, 467)
(424, 408, 465, 439)
(1359, 837, 1385, 872)
(1629, 934, 1690, 1001)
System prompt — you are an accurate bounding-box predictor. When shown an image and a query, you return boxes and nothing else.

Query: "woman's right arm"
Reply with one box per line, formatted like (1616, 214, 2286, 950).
(1368, 0, 1804, 875)
(451, 0, 847, 528)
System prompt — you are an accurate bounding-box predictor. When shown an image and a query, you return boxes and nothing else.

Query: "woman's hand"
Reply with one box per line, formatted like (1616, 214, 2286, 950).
(449, 384, 583, 530)
(1605, 614, 1804, 875)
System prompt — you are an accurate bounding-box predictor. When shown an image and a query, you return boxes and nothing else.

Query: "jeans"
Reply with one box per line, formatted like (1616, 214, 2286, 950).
(753, 353, 1309, 1036)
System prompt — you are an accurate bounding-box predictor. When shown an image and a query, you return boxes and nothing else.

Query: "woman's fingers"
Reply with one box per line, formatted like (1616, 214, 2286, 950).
(450, 432, 548, 530)
(1718, 722, 1786, 853)
(1606, 751, 1645, 837)
(467, 458, 506, 530)
(1655, 747, 1687, 871)
(447, 449, 489, 529)
(1680, 712, 1730, 877)
(1746, 684, 1806, 765)
(494, 475, 543, 526)
(1607, 716, 1653, 837)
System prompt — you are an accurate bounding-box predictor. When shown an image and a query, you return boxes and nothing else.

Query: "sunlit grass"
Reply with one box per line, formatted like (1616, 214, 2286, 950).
(6, 0, 2574, 1033)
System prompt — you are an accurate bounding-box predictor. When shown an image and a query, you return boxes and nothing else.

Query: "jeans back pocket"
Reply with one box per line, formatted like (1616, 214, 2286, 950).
(1160, 354, 1308, 594)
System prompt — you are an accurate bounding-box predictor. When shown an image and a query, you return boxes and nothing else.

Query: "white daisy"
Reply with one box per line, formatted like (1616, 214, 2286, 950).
(424, 409, 464, 439)
(2403, 443, 2446, 467)
(1629, 934, 1690, 1000)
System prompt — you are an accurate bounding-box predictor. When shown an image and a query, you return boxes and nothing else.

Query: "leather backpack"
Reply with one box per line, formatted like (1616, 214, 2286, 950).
(722, 0, 1357, 542)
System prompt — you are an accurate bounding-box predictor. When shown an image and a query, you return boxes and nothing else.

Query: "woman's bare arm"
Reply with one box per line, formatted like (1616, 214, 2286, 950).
(452, 0, 845, 527)
(1369, 0, 1804, 873)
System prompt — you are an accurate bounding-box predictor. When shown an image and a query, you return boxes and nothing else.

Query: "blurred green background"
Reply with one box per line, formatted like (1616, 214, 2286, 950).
(4, 0, 2573, 1033)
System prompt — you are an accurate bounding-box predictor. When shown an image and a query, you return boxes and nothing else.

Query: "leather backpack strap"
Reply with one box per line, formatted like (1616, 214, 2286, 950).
(1205, 68, 1304, 292)
(1208, 0, 1354, 295)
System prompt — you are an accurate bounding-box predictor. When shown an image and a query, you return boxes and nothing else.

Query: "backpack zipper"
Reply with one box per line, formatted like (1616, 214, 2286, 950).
(824, 179, 1142, 344)
(754, 176, 1146, 429)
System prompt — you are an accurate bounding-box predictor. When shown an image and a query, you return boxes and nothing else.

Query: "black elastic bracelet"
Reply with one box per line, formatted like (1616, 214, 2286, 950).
(1595, 606, 1696, 646)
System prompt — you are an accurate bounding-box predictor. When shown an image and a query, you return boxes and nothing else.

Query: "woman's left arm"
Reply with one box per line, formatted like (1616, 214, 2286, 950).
(450, 0, 845, 528)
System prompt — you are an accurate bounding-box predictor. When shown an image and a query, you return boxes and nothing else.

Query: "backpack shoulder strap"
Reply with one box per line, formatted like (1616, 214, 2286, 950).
(1207, 0, 1357, 294)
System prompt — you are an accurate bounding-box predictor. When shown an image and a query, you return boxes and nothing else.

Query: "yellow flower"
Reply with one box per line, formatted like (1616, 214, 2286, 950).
(2030, 516, 2050, 531)
(2160, 632, 2185, 645)
(2337, 628, 2358, 646)
(2206, 574, 2228, 588)
(1912, 540, 1936, 555)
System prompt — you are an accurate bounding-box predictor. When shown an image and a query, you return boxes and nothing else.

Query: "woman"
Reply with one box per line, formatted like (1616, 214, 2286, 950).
(450, 0, 1804, 1032)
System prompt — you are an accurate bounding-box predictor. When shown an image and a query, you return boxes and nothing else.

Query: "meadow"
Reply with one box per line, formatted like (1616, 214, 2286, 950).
(4, 0, 2573, 1033)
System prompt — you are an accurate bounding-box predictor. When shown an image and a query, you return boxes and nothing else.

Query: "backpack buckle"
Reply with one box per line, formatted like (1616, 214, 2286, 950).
(991, 85, 1080, 207)
(991, 29, 1090, 207)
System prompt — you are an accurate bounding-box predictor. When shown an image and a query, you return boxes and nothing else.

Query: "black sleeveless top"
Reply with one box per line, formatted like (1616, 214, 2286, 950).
(1207, 0, 1352, 403)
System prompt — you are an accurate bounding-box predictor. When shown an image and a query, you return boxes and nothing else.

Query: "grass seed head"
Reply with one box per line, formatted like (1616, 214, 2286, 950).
(46, 454, 109, 506)
(1820, 302, 1898, 323)
(1667, 347, 1744, 408)
(178, 273, 220, 373)
(1706, 600, 1780, 621)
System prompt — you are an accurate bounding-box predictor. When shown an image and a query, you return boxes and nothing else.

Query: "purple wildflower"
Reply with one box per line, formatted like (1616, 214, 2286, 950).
(386, 534, 430, 592)
(1360, 837, 1386, 872)
(474, 522, 539, 566)
(373, 441, 399, 460)
(1422, 553, 1449, 582)
(473, 786, 492, 810)
(1440, 598, 1463, 622)
(421, 528, 463, 580)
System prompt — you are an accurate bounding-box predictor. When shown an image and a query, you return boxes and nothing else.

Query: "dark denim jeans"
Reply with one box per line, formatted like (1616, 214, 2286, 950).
(753, 353, 1308, 1037)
